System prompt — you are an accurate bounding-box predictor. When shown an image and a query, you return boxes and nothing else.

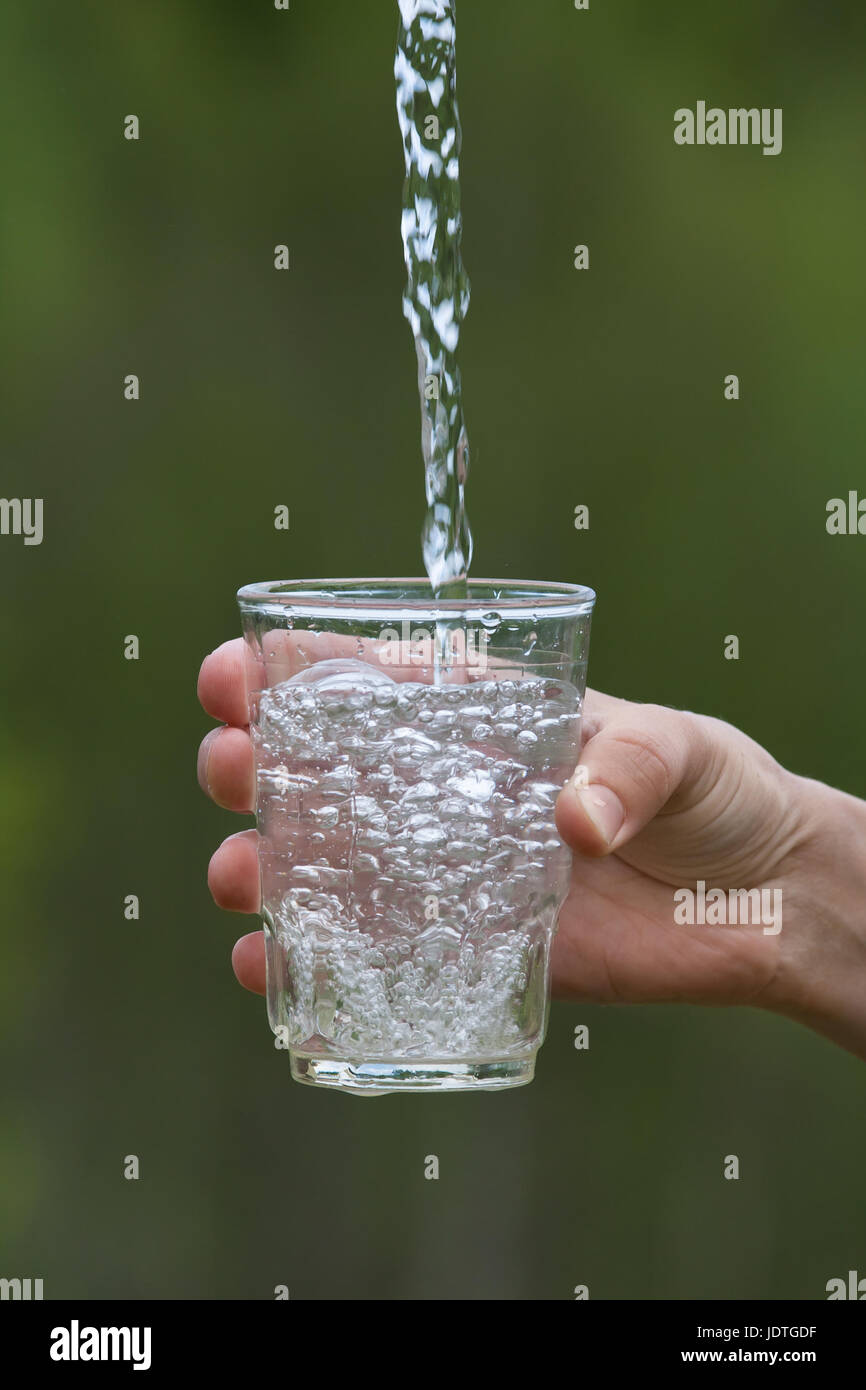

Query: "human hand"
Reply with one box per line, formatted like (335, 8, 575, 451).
(197, 640, 866, 1060)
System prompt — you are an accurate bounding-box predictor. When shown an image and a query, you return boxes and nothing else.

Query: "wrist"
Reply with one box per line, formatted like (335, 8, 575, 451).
(769, 774, 866, 1060)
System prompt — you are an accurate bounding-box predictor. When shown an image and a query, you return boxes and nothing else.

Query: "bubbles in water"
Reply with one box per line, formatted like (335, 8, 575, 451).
(285, 658, 395, 692)
(254, 675, 582, 1058)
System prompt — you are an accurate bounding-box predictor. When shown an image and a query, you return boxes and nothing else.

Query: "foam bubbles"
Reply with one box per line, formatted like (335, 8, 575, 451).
(255, 676, 581, 1058)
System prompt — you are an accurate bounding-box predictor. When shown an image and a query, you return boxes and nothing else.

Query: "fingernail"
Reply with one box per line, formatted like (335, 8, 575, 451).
(198, 727, 222, 795)
(576, 784, 625, 845)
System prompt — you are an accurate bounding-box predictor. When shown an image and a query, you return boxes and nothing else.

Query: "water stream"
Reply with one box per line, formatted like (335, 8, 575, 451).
(395, 0, 473, 598)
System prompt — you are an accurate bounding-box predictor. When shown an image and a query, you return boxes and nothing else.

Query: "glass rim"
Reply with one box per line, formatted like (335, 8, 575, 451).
(237, 577, 596, 620)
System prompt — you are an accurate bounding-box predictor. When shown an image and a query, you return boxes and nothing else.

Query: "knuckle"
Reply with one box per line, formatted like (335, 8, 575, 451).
(612, 717, 679, 803)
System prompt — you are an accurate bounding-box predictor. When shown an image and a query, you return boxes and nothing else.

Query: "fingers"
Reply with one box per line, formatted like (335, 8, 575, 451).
(198, 638, 249, 727)
(197, 726, 255, 811)
(207, 830, 260, 912)
(579, 687, 621, 741)
(556, 699, 709, 857)
(232, 931, 266, 995)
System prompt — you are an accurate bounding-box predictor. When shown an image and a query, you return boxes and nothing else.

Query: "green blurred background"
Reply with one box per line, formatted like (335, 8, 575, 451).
(2, 0, 864, 1299)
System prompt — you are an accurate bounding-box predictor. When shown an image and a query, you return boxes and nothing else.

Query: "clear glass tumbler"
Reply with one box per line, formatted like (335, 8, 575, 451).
(237, 579, 595, 1095)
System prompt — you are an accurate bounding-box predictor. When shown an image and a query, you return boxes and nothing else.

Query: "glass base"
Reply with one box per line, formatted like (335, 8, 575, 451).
(289, 1053, 536, 1095)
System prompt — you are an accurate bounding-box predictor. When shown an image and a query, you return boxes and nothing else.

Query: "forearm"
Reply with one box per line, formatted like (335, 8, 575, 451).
(770, 776, 866, 1061)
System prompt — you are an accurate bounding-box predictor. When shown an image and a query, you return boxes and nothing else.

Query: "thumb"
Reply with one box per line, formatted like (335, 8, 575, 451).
(555, 704, 705, 857)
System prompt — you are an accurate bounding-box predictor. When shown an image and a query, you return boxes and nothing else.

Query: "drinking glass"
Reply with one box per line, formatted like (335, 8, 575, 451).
(237, 578, 596, 1094)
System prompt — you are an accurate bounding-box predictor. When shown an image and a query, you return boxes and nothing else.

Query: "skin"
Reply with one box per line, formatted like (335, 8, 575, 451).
(197, 638, 866, 1062)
